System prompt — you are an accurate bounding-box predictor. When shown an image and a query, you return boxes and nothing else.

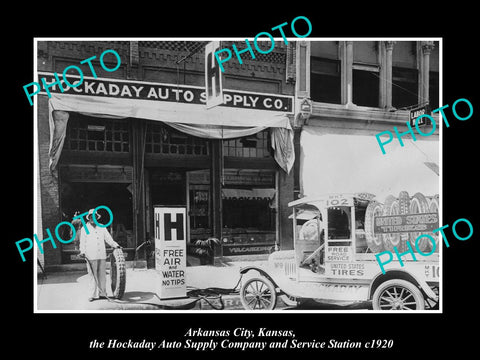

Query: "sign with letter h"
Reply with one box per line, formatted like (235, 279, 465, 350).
(154, 206, 187, 299)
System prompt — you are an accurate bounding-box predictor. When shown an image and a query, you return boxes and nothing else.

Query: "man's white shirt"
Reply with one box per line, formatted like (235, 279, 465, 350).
(79, 223, 119, 260)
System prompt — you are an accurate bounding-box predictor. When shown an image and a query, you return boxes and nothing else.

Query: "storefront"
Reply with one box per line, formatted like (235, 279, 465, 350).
(38, 71, 295, 266)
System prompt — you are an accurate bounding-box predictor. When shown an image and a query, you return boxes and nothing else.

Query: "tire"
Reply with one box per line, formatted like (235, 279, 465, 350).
(110, 248, 126, 299)
(428, 195, 440, 253)
(382, 195, 401, 252)
(424, 285, 439, 310)
(364, 201, 385, 253)
(395, 191, 411, 253)
(240, 276, 277, 310)
(409, 192, 430, 253)
(372, 279, 425, 310)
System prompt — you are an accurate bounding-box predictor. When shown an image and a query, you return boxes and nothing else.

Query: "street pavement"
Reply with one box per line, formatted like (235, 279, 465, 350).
(36, 258, 371, 311)
(36, 258, 284, 311)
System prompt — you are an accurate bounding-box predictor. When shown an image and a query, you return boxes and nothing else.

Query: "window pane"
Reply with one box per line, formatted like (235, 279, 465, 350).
(429, 71, 439, 110)
(392, 67, 419, 109)
(221, 169, 276, 245)
(353, 41, 378, 65)
(64, 116, 130, 154)
(353, 69, 379, 107)
(310, 57, 341, 104)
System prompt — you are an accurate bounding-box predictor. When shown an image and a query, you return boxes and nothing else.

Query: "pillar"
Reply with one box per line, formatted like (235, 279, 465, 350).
(210, 139, 223, 256)
(421, 41, 435, 106)
(277, 168, 294, 250)
(385, 41, 395, 109)
(132, 119, 147, 263)
(341, 41, 354, 105)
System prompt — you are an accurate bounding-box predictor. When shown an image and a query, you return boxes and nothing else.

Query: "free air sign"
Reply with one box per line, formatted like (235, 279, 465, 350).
(154, 206, 187, 299)
(205, 41, 224, 109)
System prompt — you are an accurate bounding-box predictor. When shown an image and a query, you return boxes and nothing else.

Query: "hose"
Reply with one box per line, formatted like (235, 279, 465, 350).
(83, 254, 243, 310)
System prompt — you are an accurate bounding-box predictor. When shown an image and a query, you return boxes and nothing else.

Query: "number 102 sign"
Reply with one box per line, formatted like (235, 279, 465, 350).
(325, 194, 353, 207)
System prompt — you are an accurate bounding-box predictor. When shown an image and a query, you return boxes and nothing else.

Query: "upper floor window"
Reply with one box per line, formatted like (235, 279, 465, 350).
(429, 42, 440, 110)
(392, 41, 419, 109)
(310, 41, 341, 104)
(353, 41, 380, 108)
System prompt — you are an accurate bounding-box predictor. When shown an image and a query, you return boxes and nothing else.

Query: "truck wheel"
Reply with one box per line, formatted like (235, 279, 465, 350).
(424, 285, 439, 310)
(365, 201, 384, 253)
(372, 279, 425, 310)
(110, 248, 126, 299)
(382, 195, 401, 252)
(240, 277, 277, 310)
(409, 192, 430, 253)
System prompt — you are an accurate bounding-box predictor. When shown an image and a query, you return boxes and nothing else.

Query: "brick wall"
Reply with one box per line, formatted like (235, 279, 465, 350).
(37, 95, 62, 267)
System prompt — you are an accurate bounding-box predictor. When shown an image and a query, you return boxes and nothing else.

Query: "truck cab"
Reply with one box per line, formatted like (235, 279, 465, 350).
(240, 192, 440, 311)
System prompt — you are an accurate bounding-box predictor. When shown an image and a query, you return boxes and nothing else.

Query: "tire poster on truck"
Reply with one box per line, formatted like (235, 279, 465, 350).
(7, 9, 478, 359)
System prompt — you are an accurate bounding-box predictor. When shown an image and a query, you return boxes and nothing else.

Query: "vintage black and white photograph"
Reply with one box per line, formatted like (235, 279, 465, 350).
(33, 38, 441, 312)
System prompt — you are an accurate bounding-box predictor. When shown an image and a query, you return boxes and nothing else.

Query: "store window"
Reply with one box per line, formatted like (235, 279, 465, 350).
(223, 130, 271, 158)
(185, 168, 277, 256)
(145, 122, 209, 156)
(353, 42, 380, 107)
(221, 169, 276, 255)
(64, 115, 130, 153)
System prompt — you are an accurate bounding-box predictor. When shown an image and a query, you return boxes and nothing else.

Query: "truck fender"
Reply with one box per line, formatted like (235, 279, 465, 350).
(369, 269, 438, 301)
(240, 266, 279, 289)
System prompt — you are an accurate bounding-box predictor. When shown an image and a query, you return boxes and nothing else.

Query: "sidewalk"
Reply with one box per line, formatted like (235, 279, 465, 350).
(36, 257, 273, 311)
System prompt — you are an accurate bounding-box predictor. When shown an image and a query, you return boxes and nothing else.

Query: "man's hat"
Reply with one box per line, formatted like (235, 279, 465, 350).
(86, 208, 101, 220)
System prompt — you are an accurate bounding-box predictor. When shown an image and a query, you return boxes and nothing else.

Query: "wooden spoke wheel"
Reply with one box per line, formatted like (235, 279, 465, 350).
(372, 279, 425, 310)
(240, 277, 277, 310)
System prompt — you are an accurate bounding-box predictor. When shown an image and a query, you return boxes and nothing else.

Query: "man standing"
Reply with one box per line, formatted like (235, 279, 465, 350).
(79, 208, 121, 301)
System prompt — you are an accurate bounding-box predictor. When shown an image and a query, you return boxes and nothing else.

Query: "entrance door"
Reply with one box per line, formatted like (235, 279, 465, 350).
(186, 170, 212, 243)
(59, 165, 134, 264)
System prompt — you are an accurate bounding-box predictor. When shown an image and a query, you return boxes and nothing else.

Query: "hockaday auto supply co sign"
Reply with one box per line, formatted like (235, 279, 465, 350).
(37, 72, 294, 113)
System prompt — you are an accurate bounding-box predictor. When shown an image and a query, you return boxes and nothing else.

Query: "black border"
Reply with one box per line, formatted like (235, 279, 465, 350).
(7, 6, 478, 357)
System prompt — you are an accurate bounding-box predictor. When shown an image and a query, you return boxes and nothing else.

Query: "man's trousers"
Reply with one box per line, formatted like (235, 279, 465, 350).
(86, 259, 106, 298)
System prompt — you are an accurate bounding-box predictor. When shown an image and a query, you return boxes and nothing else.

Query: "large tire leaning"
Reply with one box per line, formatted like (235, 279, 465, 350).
(396, 191, 411, 253)
(372, 279, 425, 310)
(110, 248, 126, 299)
(240, 276, 277, 310)
(364, 201, 385, 253)
(382, 195, 401, 252)
(428, 195, 440, 253)
(409, 192, 430, 253)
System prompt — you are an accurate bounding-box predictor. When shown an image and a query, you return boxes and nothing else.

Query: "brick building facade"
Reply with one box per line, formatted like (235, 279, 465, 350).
(36, 40, 296, 269)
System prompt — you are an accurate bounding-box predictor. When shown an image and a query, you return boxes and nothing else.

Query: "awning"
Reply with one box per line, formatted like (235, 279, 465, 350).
(47, 93, 295, 173)
(299, 126, 440, 201)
